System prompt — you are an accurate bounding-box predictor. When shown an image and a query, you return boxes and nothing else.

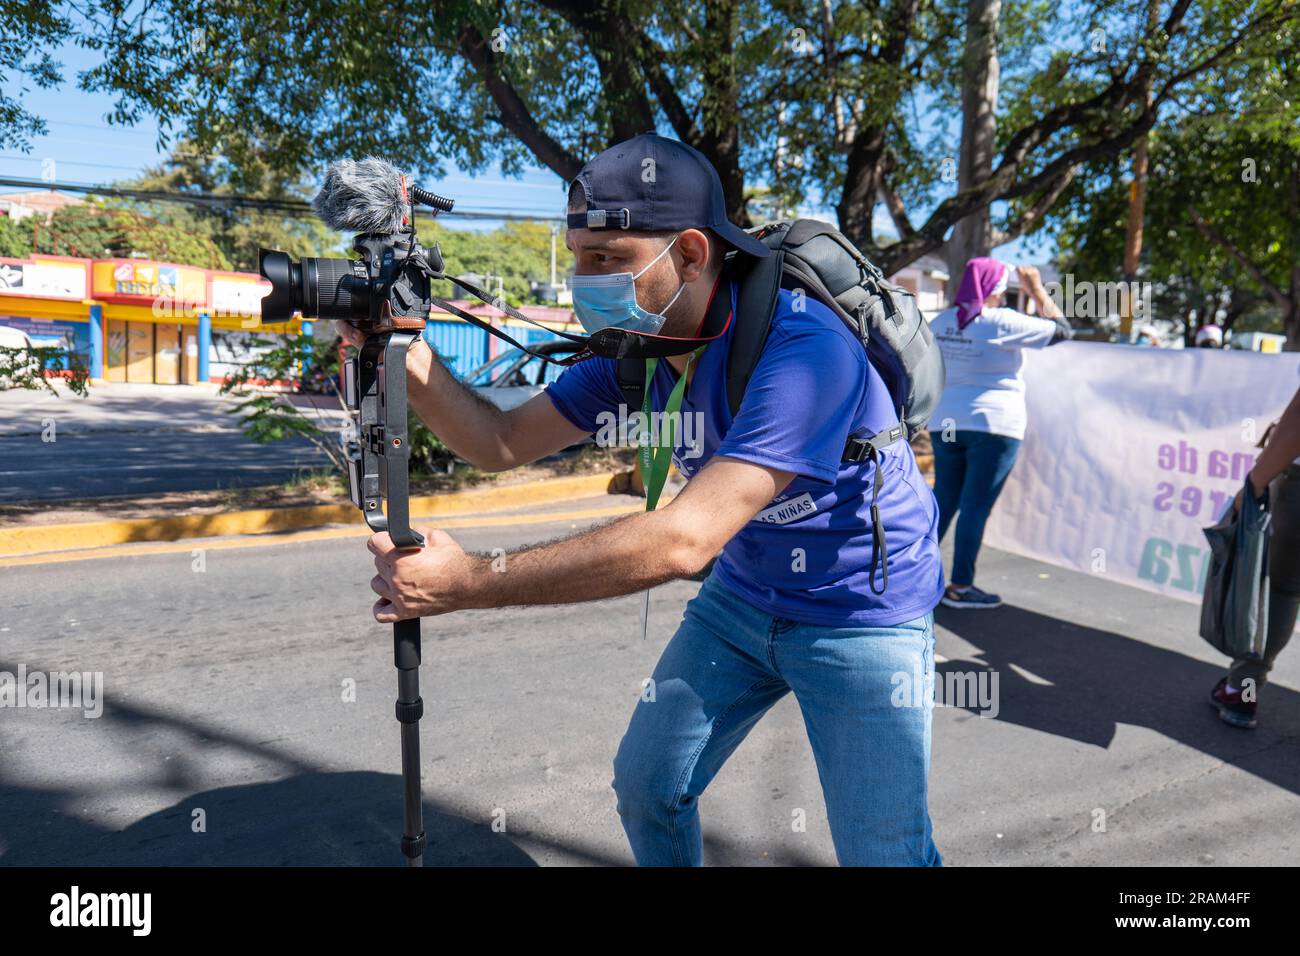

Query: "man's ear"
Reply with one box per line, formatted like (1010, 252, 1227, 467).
(676, 228, 713, 283)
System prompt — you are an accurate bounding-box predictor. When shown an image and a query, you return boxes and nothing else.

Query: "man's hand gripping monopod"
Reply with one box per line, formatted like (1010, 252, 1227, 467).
(343, 332, 427, 866)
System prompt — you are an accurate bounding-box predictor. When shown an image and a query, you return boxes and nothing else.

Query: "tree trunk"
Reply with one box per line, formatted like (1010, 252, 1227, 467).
(943, 0, 1001, 297)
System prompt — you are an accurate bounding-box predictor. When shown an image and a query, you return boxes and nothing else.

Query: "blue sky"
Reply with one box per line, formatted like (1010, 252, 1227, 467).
(2, 40, 1050, 263)
(1, 44, 569, 227)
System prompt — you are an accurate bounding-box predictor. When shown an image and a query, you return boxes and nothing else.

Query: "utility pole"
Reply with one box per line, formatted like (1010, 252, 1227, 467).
(550, 223, 559, 294)
(1119, 0, 1160, 340)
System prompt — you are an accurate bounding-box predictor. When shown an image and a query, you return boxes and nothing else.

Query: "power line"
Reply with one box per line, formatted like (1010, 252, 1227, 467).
(0, 176, 564, 222)
(0, 154, 152, 174)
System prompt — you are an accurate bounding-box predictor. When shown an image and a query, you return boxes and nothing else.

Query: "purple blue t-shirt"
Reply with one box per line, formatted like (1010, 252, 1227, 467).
(545, 281, 944, 627)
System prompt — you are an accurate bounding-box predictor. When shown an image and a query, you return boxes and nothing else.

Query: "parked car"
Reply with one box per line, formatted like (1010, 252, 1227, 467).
(466, 341, 582, 411)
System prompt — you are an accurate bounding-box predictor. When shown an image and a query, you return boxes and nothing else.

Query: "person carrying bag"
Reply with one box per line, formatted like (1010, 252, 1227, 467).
(1204, 384, 1300, 729)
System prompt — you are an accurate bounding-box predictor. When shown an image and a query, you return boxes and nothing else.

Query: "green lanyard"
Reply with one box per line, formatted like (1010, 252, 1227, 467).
(637, 346, 702, 642)
(639, 346, 704, 512)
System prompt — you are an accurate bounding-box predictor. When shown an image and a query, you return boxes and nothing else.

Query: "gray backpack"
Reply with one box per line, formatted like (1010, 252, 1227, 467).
(616, 218, 947, 594)
(618, 217, 946, 459)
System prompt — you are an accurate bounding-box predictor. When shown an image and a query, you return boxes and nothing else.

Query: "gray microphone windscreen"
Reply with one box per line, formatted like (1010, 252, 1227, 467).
(313, 157, 410, 234)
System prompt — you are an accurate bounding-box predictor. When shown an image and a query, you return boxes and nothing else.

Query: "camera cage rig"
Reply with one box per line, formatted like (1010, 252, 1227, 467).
(259, 184, 458, 867)
(337, 229, 444, 550)
(257, 178, 606, 865)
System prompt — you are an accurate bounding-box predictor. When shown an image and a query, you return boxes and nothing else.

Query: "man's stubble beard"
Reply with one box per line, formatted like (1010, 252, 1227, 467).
(645, 273, 713, 339)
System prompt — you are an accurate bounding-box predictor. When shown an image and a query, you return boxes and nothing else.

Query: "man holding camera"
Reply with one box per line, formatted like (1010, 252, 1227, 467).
(342, 133, 945, 866)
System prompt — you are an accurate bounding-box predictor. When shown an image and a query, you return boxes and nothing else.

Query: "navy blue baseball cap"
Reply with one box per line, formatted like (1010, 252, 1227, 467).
(566, 132, 770, 258)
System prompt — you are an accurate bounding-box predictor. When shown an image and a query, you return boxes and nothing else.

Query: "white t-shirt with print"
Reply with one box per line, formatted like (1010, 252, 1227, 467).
(928, 305, 1059, 441)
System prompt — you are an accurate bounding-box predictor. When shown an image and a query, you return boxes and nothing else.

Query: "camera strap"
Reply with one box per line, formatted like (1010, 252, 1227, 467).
(398, 246, 593, 364)
(430, 292, 593, 366)
(431, 272, 728, 367)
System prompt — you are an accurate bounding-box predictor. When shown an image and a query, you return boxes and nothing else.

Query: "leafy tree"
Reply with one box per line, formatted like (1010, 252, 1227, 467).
(220, 331, 350, 473)
(30, 202, 231, 268)
(0, 213, 32, 256)
(117, 145, 339, 272)
(1052, 48, 1300, 345)
(50, 0, 1296, 277)
(221, 331, 456, 479)
(422, 218, 571, 302)
(0, 0, 71, 151)
(0, 343, 89, 395)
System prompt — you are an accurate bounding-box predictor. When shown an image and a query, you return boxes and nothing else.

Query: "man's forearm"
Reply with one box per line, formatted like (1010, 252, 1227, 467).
(405, 338, 514, 470)
(459, 508, 707, 609)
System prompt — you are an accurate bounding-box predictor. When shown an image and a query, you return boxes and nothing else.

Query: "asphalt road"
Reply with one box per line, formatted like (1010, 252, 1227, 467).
(2, 502, 1298, 866)
(0, 382, 337, 502)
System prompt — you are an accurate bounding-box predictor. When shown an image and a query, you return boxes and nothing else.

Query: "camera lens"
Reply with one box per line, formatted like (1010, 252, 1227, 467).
(258, 249, 303, 322)
(306, 258, 369, 323)
(259, 251, 370, 324)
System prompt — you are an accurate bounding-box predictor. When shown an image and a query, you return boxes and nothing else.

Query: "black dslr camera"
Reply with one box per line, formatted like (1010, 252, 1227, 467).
(256, 169, 455, 550)
(257, 230, 444, 333)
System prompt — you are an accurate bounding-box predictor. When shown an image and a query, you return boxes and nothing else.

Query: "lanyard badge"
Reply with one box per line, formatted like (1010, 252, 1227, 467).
(637, 346, 704, 640)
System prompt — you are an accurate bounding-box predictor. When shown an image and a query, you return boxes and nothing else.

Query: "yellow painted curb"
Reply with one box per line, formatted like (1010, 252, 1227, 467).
(0, 502, 647, 568)
(0, 472, 619, 558)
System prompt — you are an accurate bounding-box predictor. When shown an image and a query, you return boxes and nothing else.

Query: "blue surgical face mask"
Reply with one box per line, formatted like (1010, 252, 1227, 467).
(569, 235, 686, 335)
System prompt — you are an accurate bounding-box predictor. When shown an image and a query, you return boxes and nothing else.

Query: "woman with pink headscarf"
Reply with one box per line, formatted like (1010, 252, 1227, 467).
(928, 258, 1072, 609)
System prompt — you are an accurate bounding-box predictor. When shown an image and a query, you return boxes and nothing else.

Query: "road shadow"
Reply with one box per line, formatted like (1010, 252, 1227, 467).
(935, 604, 1300, 795)
(0, 670, 812, 866)
(0, 770, 550, 866)
(0, 681, 623, 867)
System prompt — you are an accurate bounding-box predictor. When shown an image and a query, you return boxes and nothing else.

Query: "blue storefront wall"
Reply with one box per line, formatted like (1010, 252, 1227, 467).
(0, 315, 93, 369)
(422, 319, 561, 379)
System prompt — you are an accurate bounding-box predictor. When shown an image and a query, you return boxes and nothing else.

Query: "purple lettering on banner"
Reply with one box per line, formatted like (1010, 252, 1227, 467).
(1157, 444, 1175, 471)
(1208, 450, 1229, 479)
(1154, 482, 1174, 511)
(1204, 449, 1255, 480)
(1208, 489, 1230, 521)
(1179, 486, 1202, 518)
(1178, 440, 1198, 475)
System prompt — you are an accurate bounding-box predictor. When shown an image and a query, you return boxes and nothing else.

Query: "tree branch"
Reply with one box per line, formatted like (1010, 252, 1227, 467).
(536, 0, 657, 142)
(878, 151, 915, 239)
(1188, 206, 1290, 308)
(990, 167, 1078, 246)
(456, 23, 583, 180)
(630, 29, 702, 143)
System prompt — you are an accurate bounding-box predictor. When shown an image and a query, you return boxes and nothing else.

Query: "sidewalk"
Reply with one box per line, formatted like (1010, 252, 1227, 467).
(0, 382, 342, 502)
(0, 381, 347, 436)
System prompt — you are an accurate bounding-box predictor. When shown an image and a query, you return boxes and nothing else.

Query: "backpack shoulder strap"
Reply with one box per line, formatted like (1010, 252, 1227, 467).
(727, 244, 786, 417)
(616, 356, 645, 412)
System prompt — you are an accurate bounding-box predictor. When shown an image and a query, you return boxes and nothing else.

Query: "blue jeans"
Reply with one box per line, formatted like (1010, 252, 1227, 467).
(931, 430, 1023, 587)
(611, 573, 942, 866)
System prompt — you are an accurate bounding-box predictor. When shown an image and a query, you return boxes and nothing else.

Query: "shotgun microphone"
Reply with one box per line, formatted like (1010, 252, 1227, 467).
(312, 157, 454, 234)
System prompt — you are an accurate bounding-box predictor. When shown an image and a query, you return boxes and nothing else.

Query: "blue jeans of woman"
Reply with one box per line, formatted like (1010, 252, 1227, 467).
(932, 429, 1023, 587)
(611, 572, 942, 866)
